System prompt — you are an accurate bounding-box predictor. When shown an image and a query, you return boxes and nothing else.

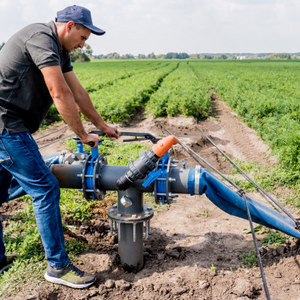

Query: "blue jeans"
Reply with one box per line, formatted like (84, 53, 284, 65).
(0, 131, 70, 268)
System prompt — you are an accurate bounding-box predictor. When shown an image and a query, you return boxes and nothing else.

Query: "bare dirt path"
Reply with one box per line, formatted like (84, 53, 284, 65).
(7, 100, 300, 300)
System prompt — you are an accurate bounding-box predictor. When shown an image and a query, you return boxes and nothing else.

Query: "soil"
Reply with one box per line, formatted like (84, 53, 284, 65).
(3, 99, 300, 300)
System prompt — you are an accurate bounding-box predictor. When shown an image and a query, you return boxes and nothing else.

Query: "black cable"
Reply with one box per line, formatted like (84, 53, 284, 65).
(240, 190, 271, 300)
(35, 125, 68, 141)
(38, 132, 75, 149)
(37, 125, 94, 150)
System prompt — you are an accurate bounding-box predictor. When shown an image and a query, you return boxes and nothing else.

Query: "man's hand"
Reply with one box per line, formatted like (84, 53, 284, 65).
(103, 125, 119, 139)
(82, 133, 101, 148)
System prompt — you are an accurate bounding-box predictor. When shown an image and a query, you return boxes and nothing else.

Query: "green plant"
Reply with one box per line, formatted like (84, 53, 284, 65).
(238, 249, 258, 268)
(64, 136, 150, 166)
(146, 62, 211, 119)
(0, 190, 94, 298)
(261, 230, 287, 247)
(0, 259, 47, 298)
(190, 60, 300, 186)
(64, 239, 89, 261)
(243, 224, 266, 235)
(195, 210, 209, 217)
(143, 193, 170, 213)
(211, 264, 217, 272)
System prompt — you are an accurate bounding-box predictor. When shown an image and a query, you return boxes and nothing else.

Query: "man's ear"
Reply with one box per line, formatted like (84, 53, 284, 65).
(66, 21, 75, 33)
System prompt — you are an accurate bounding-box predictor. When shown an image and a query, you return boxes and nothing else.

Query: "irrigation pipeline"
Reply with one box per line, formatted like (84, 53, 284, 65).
(196, 126, 300, 230)
(160, 124, 271, 300)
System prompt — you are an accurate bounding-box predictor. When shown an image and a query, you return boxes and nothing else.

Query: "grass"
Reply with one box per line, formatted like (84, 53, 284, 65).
(0, 259, 47, 298)
(2, 140, 299, 297)
(238, 249, 258, 268)
(261, 230, 288, 247)
(226, 158, 300, 210)
(64, 136, 151, 166)
(195, 210, 209, 218)
(239, 228, 288, 269)
(144, 193, 171, 213)
(227, 159, 293, 269)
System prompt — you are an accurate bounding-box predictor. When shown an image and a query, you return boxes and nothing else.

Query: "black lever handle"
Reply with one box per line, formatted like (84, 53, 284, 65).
(88, 130, 106, 136)
(88, 141, 95, 148)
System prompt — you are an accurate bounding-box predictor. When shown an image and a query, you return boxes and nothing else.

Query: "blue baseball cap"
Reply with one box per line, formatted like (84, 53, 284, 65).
(56, 5, 105, 36)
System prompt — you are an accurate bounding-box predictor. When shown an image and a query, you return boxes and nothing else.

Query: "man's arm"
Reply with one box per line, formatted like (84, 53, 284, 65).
(63, 70, 118, 138)
(40, 65, 100, 146)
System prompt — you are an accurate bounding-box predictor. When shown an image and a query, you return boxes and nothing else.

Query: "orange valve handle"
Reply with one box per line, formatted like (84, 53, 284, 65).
(152, 135, 178, 158)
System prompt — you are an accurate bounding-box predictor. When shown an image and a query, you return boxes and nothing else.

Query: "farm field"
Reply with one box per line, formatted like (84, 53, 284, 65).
(2, 60, 300, 299)
(189, 60, 300, 181)
(74, 60, 212, 123)
(75, 59, 300, 181)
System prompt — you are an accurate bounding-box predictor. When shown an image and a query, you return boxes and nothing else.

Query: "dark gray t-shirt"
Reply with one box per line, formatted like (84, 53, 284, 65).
(0, 21, 73, 134)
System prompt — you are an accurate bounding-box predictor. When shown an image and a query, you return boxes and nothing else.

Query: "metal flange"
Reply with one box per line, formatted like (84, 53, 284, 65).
(81, 154, 107, 200)
(154, 156, 177, 204)
(107, 204, 154, 241)
(107, 204, 154, 224)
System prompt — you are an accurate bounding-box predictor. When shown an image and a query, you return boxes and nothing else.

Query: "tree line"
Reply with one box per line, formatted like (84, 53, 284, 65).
(93, 52, 300, 60)
(1, 41, 298, 61)
(94, 52, 190, 60)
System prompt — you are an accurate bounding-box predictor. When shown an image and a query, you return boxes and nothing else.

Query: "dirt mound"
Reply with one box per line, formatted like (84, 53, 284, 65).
(4, 100, 300, 300)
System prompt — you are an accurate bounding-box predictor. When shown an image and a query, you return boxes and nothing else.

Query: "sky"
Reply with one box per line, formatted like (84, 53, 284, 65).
(0, 0, 299, 56)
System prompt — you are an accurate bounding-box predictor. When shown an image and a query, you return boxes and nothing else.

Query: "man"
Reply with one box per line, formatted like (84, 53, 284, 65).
(0, 5, 118, 288)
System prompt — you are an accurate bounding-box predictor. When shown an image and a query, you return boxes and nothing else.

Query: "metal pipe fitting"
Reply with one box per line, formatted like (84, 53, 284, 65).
(107, 188, 154, 272)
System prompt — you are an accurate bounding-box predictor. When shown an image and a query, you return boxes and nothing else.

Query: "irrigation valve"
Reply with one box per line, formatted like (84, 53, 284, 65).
(116, 135, 178, 191)
(46, 132, 190, 272)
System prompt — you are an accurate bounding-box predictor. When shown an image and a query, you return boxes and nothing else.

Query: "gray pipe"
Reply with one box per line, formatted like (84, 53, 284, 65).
(50, 164, 191, 194)
(117, 188, 144, 271)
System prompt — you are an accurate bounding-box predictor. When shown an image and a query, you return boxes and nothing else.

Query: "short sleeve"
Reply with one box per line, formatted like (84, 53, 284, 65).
(25, 31, 61, 69)
(60, 50, 73, 73)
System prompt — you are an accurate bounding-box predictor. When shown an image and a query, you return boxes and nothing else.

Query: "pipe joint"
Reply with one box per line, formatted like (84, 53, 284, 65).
(107, 204, 154, 242)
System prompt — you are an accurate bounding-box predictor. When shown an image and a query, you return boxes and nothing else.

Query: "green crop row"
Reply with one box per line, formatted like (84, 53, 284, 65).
(74, 60, 171, 93)
(146, 62, 211, 118)
(88, 62, 178, 123)
(189, 60, 300, 181)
